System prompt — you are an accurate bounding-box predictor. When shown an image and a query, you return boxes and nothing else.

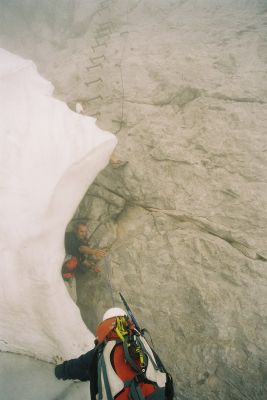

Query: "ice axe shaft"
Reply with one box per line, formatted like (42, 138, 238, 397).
(119, 292, 142, 333)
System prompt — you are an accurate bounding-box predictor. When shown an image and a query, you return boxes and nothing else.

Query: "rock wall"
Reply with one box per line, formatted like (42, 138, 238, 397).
(0, 1, 267, 399)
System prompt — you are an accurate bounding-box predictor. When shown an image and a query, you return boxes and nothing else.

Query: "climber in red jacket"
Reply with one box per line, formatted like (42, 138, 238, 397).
(55, 307, 174, 400)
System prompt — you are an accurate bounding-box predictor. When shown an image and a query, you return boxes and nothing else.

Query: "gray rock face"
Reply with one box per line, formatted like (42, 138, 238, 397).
(1, 1, 267, 399)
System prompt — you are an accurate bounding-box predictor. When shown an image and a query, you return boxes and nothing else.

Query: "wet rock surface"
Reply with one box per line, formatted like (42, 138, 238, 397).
(1, 1, 267, 399)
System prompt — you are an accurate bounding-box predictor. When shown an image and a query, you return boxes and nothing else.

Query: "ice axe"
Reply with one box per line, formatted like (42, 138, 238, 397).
(119, 292, 142, 333)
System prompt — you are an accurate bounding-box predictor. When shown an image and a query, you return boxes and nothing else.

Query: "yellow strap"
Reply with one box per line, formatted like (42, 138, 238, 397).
(115, 317, 128, 342)
(115, 326, 125, 342)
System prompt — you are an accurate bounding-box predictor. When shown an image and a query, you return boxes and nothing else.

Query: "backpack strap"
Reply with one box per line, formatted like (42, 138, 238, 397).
(125, 378, 146, 400)
(137, 337, 159, 371)
(98, 354, 113, 400)
(138, 337, 167, 388)
(98, 340, 124, 400)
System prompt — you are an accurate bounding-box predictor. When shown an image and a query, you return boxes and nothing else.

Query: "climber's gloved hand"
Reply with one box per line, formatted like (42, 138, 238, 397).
(55, 364, 65, 380)
(53, 355, 64, 365)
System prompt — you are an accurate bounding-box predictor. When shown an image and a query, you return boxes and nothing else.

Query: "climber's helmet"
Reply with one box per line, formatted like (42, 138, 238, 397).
(102, 307, 126, 321)
(95, 307, 127, 344)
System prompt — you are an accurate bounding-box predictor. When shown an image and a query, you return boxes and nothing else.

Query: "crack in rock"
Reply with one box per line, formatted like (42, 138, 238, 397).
(209, 92, 267, 105)
(91, 185, 267, 263)
(146, 207, 267, 262)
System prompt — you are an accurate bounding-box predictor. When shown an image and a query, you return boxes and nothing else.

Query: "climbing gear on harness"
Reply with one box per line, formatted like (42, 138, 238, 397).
(96, 315, 135, 344)
(97, 334, 167, 400)
(115, 316, 129, 342)
(96, 296, 174, 400)
(96, 311, 168, 400)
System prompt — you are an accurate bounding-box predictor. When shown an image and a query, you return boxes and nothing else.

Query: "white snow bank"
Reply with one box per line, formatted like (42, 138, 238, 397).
(0, 48, 117, 361)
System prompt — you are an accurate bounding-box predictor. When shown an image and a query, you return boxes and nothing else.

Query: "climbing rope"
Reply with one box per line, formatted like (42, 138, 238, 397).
(104, 253, 115, 307)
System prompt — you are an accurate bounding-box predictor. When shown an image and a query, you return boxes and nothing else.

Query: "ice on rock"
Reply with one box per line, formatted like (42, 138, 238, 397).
(0, 48, 117, 361)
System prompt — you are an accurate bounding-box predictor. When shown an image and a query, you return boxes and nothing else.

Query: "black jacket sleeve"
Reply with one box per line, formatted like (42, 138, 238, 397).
(55, 347, 97, 382)
(65, 232, 79, 257)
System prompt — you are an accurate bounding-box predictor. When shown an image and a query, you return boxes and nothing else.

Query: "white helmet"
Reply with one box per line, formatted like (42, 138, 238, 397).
(102, 307, 126, 321)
